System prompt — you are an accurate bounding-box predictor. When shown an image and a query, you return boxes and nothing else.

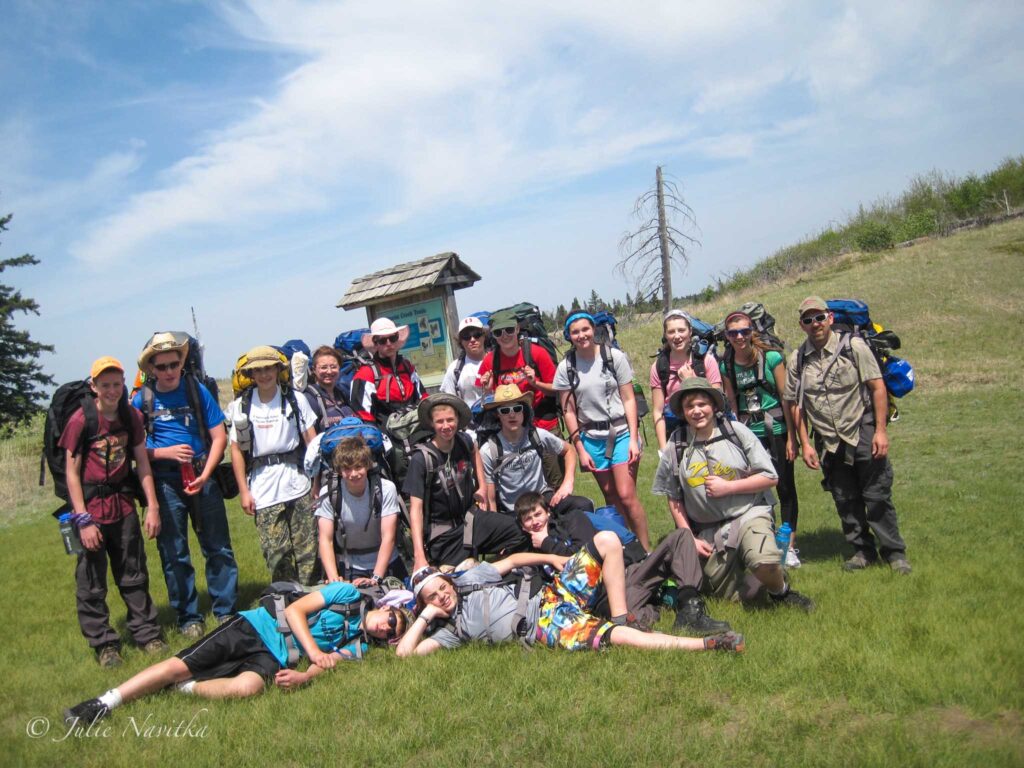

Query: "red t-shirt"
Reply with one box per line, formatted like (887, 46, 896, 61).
(58, 406, 144, 523)
(476, 342, 558, 431)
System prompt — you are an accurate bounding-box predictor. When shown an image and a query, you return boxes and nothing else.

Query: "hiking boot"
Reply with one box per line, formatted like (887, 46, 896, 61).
(889, 557, 912, 575)
(842, 551, 876, 572)
(769, 587, 815, 613)
(142, 638, 170, 655)
(703, 631, 745, 653)
(785, 548, 802, 569)
(96, 644, 123, 668)
(181, 622, 205, 641)
(63, 697, 110, 726)
(673, 596, 731, 636)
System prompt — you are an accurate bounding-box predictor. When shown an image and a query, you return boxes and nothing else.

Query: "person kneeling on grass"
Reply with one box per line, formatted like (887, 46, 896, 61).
(514, 492, 730, 635)
(396, 547, 743, 657)
(63, 582, 410, 726)
(652, 377, 813, 611)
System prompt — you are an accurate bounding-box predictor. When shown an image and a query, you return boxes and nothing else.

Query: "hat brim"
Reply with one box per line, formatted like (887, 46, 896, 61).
(417, 393, 472, 431)
(361, 325, 410, 353)
(668, 382, 726, 416)
(483, 390, 533, 411)
(239, 358, 285, 372)
(138, 335, 190, 371)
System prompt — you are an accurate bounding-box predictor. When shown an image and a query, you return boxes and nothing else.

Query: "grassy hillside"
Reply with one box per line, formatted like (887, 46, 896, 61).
(2, 221, 1023, 767)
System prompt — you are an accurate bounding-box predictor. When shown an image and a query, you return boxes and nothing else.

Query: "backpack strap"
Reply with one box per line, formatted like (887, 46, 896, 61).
(453, 353, 467, 398)
(655, 350, 671, 396)
(183, 374, 211, 451)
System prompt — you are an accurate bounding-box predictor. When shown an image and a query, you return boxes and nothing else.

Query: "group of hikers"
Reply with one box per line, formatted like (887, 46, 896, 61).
(58, 295, 912, 725)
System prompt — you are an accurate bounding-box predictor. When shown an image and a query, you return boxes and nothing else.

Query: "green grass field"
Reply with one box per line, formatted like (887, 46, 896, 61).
(2, 221, 1023, 767)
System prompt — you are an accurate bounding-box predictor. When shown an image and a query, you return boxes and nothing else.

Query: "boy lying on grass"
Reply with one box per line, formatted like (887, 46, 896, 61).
(397, 542, 744, 657)
(63, 583, 409, 726)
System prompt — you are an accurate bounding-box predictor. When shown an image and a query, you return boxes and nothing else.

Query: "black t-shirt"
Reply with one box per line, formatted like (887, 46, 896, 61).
(403, 435, 476, 524)
(538, 510, 647, 567)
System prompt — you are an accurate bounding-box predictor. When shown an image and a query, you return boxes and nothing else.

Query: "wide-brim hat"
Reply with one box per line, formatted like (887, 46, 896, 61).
(361, 318, 410, 353)
(668, 376, 726, 416)
(483, 383, 533, 412)
(138, 331, 190, 370)
(417, 392, 472, 431)
(239, 345, 286, 371)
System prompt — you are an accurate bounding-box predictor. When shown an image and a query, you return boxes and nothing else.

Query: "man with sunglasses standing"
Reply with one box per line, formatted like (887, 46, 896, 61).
(440, 317, 489, 416)
(784, 297, 910, 574)
(133, 333, 239, 638)
(350, 318, 426, 427)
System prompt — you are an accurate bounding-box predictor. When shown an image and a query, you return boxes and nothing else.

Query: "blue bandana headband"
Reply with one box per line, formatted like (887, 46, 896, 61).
(563, 312, 596, 341)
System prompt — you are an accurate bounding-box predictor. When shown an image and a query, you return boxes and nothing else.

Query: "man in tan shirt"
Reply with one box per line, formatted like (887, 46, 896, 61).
(784, 296, 910, 574)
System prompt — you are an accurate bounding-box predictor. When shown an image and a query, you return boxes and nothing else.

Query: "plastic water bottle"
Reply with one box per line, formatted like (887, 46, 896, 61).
(234, 411, 252, 454)
(59, 513, 83, 555)
(660, 579, 679, 608)
(776, 522, 792, 566)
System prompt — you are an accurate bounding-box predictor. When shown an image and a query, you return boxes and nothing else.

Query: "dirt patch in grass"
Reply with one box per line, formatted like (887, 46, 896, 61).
(930, 706, 1024, 755)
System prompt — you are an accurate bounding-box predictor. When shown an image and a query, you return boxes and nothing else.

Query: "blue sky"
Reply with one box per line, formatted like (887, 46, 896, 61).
(2, 0, 1022, 383)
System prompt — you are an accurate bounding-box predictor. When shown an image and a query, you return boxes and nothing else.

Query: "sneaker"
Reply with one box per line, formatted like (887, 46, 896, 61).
(181, 622, 205, 640)
(96, 644, 123, 668)
(842, 551, 876, 572)
(673, 597, 732, 636)
(785, 548, 802, 569)
(703, 631, 745, 653)
(770, 586, 815, 613)
(142, 638, 170, 655)
(889, 558, 912, 575)
(63, 697, 110, 726)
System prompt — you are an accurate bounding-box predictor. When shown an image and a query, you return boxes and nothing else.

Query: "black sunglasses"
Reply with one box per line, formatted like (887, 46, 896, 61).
(153, 360, 181, 372)
(725, 327, 753, 338)
(374, 333, 400, 345)
(460, 331, 484, 341)
(800, 313, 829, 326)
(493, 327, 518, 337)
(497, 404, 524, 415)
(385, 609, 399, 639)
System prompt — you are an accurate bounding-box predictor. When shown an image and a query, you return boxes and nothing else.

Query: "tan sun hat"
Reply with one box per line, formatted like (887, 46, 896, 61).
(668, 376, 726, 416)
(138, 331, 190, 370)
(361, 318, 410, 353)
(483, 384, 533, 411)
(238, 345, 286, 371)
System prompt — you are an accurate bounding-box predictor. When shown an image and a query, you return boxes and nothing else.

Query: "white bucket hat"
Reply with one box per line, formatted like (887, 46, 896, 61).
(361, 317, 410, 353)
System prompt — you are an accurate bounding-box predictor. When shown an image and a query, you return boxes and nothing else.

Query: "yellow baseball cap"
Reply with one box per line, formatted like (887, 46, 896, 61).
(90, 356, 125, 379)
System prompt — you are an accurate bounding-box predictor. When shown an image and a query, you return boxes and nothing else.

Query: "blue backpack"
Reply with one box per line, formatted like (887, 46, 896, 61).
(586, 505, 637, 545)
(279, 339, 311, 360)
(320, 417, 386, 462)
(332, 329, 372, 403)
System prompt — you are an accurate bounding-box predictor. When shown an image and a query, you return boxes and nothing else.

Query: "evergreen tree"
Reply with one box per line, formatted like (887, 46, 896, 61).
(0, 213, 54, 435)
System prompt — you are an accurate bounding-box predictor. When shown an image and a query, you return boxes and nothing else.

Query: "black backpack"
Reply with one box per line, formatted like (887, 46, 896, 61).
(40, 380, 141, 516)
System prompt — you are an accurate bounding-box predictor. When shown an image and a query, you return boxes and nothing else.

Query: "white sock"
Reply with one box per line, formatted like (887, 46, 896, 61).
(176, 680, 196, 695)
(98, 689, 122, 710)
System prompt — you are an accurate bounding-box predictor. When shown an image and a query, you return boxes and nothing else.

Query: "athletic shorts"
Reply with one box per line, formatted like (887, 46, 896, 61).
(535, 545, 615, 651)
(580, 429, 631, 471)
(176, 615, 281, 683)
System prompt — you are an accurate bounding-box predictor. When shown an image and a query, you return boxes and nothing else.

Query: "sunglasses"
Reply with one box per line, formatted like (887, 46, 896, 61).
(800, 312, 829, 326)
(725, 328, 753, 338)
(373, 333, 400, 345)
(460, 331, 484, 341)
(497, 404, 524, 415)
(152, 360, 181, 372)
(385, 609, 399, 640)
(493, 327, 518, 337)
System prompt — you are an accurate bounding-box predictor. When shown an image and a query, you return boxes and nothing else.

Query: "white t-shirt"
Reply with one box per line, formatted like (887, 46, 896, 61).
(227, 388, 316, 508)
(314, 476, 400, 573)
(440, 355, 487, 409)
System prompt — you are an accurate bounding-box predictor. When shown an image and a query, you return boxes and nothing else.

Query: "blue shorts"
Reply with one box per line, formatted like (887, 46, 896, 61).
(580, 429, 630, 471)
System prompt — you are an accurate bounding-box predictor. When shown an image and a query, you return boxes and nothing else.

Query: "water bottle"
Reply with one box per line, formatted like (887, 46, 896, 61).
(660, 579, 679, 608)
(776, 522, 792, 566)
(234, 411, 253, 454)
(59, 513, 83, 555)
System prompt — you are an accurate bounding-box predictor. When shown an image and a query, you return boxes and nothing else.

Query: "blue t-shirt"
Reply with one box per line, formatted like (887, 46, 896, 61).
(132, 379, 225, 457)
(240, 582, 367, 666)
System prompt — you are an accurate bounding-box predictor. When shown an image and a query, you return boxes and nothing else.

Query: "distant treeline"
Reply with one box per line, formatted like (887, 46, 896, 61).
(543, 155, 1024, 327)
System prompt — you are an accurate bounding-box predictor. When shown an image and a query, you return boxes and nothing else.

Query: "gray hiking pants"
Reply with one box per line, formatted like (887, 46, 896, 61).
(821, 426, 906, 561)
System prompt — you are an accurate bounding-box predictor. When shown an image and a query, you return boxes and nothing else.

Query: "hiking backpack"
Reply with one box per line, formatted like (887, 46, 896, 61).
(134, 331, 220, 404)
(653, 312, 720, 393)
(333, 328, 371, 402)
(481, 428, 564, 512)
(794, 299, 914, 422)
(40, 380, 142, 516)
(235, 384, 307, 475)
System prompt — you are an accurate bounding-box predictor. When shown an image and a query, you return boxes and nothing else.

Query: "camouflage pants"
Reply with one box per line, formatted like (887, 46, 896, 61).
(255, 491, 319, 586)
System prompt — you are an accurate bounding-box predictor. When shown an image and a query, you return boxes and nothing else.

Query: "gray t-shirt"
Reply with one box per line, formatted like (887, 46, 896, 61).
(479, 428, 565, 510)
(651, 420, 777, 526)
(427, 562, 541, 649)
(315, 477, 400, 572)
(552, 347, 633, 438)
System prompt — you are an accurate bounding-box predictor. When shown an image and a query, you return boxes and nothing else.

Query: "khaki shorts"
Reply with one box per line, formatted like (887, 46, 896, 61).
(702, 514, 781, 601)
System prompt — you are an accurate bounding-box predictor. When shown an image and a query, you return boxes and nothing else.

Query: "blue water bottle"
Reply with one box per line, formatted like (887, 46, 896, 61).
(776, 522, 792, 566)
(59, 512, 84, 555)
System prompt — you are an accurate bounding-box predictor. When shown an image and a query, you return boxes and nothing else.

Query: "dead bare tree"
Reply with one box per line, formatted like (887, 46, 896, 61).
(616, 166, 700, 313)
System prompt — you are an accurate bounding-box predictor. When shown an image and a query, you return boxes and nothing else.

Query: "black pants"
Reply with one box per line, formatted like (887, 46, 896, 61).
(75, 512, 162, 649)
(821, 428, 906, 561)
(428, 508, 529, 566)
(759, 431, 799, 531)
